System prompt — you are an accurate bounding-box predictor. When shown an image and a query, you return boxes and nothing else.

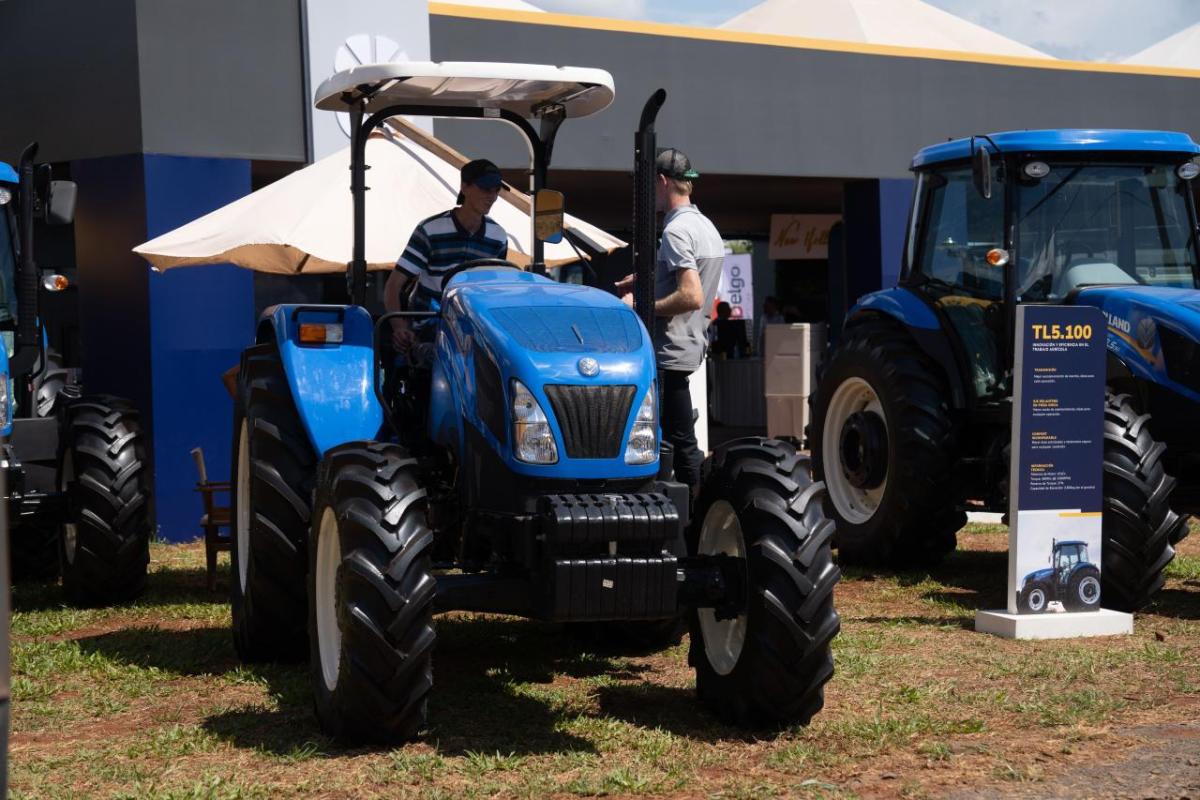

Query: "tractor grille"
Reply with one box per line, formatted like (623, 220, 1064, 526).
(544, 384, 636, 459)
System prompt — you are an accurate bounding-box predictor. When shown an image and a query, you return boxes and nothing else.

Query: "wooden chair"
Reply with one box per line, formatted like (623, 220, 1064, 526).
(191, 447, 231, 592)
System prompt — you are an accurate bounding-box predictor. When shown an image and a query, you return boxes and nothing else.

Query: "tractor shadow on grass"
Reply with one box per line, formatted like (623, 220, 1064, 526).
(74, 614, 644, 757)
(1144, 586, 1200, 620)
(12, 561, 230, 614)
(839, 546, 1010, 617)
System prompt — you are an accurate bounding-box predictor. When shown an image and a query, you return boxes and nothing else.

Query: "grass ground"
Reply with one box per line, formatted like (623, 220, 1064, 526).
(9, 522, 1200, 799)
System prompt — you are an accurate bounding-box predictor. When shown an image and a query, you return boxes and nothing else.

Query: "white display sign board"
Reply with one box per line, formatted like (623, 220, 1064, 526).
(768, 214, 840, 260)
(714, 253, 754, 320)
(976, 305, 1131, 640)
(304, 0, 431, 161)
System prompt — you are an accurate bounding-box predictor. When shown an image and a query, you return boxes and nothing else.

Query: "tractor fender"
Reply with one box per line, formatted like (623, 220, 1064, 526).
(847, 288, 969, 409)
(258, 304, 384, 457)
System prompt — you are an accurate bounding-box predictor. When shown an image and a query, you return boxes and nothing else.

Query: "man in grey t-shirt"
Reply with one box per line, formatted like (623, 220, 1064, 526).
(617, 148, 723, 492)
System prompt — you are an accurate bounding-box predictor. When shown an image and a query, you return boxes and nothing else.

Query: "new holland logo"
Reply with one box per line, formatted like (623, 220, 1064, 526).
(577, 357, 599, 377)
(1137, 317, 1157, 351)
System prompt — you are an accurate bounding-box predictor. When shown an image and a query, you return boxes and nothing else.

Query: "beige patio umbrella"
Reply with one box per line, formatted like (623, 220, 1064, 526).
(133, 117, 625, 273)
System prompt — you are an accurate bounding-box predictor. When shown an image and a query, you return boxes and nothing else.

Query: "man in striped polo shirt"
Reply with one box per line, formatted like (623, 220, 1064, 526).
(385, 158, 510, 353)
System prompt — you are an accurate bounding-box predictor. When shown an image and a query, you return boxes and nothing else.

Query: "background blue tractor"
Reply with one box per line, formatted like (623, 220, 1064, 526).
(0, 145, 151, 605)
(811, 130, 1195, 611)
(1017, 542, 1099, 618)
(1017, 539, 1102, 614)
(226, 62, 840, 741)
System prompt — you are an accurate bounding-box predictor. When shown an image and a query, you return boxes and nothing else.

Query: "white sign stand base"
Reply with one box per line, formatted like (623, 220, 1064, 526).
(975, 608, 1133, 640)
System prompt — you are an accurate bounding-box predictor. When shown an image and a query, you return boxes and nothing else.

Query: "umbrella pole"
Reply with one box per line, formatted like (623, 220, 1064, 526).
(349, 103, 367, 307)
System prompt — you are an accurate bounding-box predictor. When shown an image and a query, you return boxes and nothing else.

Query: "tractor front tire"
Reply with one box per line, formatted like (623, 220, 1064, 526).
(58, 396, 151, 606)
(1018, 582, 1050, 614)
(810, 318, 964, 567)
(1101, 391, 1188, 612)
(309, 442, 436, 743)
(230, 344, 316, 662)
(689, 438, 840, 728)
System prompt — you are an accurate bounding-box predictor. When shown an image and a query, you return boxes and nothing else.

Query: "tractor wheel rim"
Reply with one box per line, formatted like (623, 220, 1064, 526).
(823, 377, 888, 525)
(1028, 588, 1046, 612)
(1078, 576, 1100, 605)
(61, 450, 77, 565)
(235, 421, 251, 593)
(697, 499, 747, 677)
(316, 507, 342, 692)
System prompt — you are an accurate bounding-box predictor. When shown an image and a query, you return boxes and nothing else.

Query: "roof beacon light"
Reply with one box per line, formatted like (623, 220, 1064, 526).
(1023, 161, 1051, 179)
(1178, 162, 1200, 181)
(986, 248, 1010, 267)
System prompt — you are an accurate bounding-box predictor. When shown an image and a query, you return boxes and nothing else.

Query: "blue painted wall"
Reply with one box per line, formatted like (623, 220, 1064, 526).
(73, 154, 253, 542)
(143, 155, 253, 542)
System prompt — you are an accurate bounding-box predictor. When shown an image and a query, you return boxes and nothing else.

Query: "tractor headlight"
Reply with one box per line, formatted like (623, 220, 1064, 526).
(511, 379, 557, 464)
(624, 384, 658, 465)
(0, 187, 11, 206)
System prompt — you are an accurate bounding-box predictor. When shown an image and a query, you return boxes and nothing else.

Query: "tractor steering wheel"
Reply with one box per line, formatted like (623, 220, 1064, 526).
(439, 258, 523, 292)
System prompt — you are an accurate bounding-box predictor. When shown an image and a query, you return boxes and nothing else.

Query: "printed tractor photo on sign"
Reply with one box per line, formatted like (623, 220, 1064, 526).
(1014, 517, 1104, 614)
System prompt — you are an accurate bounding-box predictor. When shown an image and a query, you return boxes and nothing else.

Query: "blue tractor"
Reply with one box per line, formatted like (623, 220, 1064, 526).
(1017, 539, 1102, 614)
(0, 145, 151, 605)
(812, 130, 1194, 611)
(226, 62, 840, 740)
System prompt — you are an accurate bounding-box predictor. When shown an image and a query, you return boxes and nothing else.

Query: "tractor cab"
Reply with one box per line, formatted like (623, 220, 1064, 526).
(1052, 540, 1089, 582)
(903, 130, 1200, 400)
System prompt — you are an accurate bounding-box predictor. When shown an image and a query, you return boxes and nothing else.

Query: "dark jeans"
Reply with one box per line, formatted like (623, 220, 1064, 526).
(659, 368, 701, 491)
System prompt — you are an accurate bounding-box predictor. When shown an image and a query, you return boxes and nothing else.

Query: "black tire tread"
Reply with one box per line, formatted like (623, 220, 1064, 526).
(231, 344, 316, 662)
(689, 437, 840, 728)
(309, 441, 435, 743)
(810, 317, 964, 566)
(1101, 391, 1188, 612)
(59, 395, 151, 606)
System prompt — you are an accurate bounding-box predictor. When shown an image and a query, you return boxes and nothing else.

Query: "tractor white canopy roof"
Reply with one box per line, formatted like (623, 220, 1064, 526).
(314, 61, 615, 118)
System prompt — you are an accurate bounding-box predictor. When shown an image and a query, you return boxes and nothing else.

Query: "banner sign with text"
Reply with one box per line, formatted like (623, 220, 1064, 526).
(1008, 305, 1106, 616)
(768, 214, 840, 260)
(713, 253, 754, 320)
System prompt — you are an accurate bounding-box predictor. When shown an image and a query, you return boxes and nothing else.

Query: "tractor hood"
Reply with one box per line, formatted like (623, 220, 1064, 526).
(1021, 567, 1055, 589)
(434, 269, 659, 480)
(1073, 285, 1200, 402)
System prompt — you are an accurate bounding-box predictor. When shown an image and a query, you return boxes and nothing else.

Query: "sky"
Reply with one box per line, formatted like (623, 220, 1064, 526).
(530, 0, 1200, 62)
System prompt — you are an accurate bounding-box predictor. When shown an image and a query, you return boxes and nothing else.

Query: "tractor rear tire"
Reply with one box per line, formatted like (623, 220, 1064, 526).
(58, 396, 151, 606)
(33, 350, 73, 419)
(230, 344, 316, 662)
(1101, 391, 1188, 612)
(1066, 566, 1102, 612)
(309, 442, 436, 743)
(689, 438, 840, 728)
(810, 318, 964, 567)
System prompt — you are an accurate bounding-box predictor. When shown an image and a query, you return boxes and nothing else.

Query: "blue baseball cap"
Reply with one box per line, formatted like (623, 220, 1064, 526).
(458, 158, 502, 203)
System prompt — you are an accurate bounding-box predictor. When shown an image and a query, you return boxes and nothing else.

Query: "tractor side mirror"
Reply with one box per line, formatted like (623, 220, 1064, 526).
(972, 144, 992, 200)
(46, 181, 77, 226)
(534, 189, 564, 244)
